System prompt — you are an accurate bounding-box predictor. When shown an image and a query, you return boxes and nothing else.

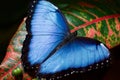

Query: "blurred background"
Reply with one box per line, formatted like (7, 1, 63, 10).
(0, 0, 29, 62)
(0, 0, 120, 80)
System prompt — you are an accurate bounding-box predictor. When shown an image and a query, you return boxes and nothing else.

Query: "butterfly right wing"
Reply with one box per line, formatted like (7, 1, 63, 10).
(38, 37, 110, 79)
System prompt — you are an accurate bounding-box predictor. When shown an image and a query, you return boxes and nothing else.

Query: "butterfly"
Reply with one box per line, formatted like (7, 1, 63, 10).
(21, 0, 111, 80)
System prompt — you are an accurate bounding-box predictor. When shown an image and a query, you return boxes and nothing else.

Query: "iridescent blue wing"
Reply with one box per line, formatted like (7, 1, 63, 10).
(21, 0, 70, 65)
(38, 37, 110, 79)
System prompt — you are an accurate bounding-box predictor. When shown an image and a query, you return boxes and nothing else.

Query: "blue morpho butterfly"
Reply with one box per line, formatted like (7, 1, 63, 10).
(21, 0, 111, 79)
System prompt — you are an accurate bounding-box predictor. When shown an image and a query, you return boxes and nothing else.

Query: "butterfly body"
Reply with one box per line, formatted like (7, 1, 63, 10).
(21, 0, 111, 79)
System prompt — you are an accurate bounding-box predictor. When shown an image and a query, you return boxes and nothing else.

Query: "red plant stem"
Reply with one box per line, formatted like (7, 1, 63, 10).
(71, 14, 120, 33)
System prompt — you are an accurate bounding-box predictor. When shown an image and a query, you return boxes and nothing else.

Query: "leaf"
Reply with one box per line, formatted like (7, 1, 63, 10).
(56, 0, 120, 48)
(0, 18, 31, 80)
(0, 0, 120, 79)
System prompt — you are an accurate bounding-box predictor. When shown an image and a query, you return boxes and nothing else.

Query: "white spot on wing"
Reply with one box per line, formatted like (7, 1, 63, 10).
(100, 43, 110, 56)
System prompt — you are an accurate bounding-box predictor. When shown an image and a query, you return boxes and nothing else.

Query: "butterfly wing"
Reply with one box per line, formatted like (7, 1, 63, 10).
(21, 0, 70, 65)
(39, 37, 110, 78)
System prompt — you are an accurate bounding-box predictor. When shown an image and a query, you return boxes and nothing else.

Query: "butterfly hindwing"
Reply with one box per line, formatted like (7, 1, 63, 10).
(39, 37, 110, 74)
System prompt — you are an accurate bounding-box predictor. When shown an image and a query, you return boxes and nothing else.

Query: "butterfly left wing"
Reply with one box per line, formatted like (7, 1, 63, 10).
(21, 0, 70, 77)
(38, 37, 110, 79)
